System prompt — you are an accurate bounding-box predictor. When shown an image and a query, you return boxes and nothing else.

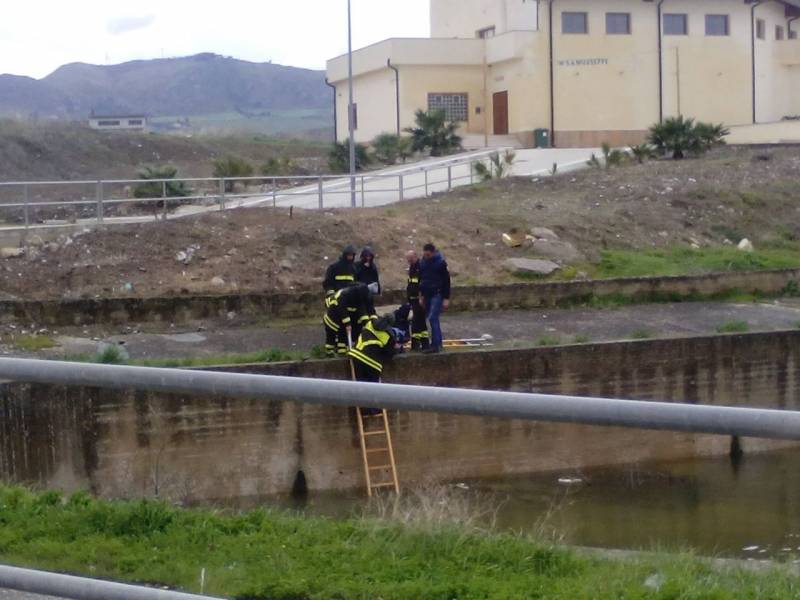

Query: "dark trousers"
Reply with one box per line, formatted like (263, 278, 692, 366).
(323, 309, 348, 355)
(353, 360, 381, 383)
(409, 298, 430, 349)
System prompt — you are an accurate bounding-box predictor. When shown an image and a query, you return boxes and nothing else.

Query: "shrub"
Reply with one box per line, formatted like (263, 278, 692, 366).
(328, 141, 371, 173)
(212, 157, 255, 193)
(260, 156, 303, 177)
(133, 165, 190, 200)
(716, 321, 750, 334)
(473, 150, 516, 182)
(648, 116, 729, 159)
(601, 143, 626, 168)
(405, 109, 462, 157)
(372, 133, 413, 165)
(629, 143, 657, 164)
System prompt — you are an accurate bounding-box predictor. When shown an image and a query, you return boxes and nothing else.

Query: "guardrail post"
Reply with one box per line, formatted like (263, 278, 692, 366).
(219, 179, 226, 211)
(424, 169, 429, 197)
(447, 166, 452, 191)
(318, 177, 324, 209)
(95, 181, 104, 225)
(23, 184, 29, 231)
(360, 176, 365, 208)
(398, 174, 404, 203)
(161, 180, 168, 221)
(469, 160, 474, 185)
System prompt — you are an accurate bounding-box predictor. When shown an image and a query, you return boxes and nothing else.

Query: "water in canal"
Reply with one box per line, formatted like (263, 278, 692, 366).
(271, 448, 800, 560)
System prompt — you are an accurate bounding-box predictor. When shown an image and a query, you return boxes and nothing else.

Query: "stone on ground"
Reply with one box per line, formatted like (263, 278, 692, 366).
(530, 239, 585, 263)
(504, 258, 561, 276)
(530, 227, 560, 241)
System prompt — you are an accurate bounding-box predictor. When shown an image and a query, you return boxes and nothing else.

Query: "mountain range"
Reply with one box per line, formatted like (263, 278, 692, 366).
(0, 53, 331, 120)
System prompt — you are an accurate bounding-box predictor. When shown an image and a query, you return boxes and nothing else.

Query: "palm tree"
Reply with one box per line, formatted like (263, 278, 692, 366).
(405, 109, 462, 157)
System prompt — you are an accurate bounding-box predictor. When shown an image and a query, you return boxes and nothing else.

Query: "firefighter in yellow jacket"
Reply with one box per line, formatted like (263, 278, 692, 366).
(323, 282, 377, 357)
(348, 313, 404, 383)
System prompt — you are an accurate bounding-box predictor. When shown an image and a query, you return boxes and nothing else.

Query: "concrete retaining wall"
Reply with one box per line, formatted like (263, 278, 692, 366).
(1, 330, 799, 502)
(2, 268, 799, 326)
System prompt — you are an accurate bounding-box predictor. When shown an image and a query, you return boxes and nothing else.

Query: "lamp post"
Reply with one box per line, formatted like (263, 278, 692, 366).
(347, 0, 357, 207)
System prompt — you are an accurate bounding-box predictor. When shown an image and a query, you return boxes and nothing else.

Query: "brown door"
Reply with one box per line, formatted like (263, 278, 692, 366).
(493, 91, 509, 135)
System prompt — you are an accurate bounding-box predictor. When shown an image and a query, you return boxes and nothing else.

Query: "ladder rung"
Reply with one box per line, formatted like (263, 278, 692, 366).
(363, 430, 387, 436)
(361, 413, 385, 418)
(371, 482, 397, 489)
(368, 464, 392, 471)
(366, 447, 389, 454)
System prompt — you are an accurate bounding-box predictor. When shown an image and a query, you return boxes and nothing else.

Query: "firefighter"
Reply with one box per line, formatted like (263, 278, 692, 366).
(323, 282, 377, 357)
(406, 250, 430, 351)
(323, 245, 357, 297)
(355, 246, 381, 295)
(348, 313, 402, 384)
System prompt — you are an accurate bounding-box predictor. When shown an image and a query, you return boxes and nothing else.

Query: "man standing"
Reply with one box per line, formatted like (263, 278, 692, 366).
(419, 243, 451, 354)
(355, 246, 381, 295)
(323, 245, 357, 298)
(406, 250, 430, 352)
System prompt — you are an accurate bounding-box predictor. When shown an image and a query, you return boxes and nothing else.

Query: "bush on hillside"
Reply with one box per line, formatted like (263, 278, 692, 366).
(328, 141, 371, 173)
(405, 109, 463, 157)
(212, 156, 255, 192)
(133, 165, 190, 199)
(372, 133, 413, 165)
(648, 116, 729, 159)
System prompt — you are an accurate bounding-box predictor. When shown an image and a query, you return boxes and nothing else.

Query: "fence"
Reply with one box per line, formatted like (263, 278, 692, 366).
(0, 149, 508, 231)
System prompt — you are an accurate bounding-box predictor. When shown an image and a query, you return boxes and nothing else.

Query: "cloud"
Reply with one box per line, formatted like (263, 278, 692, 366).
(107, 14, 156, 35)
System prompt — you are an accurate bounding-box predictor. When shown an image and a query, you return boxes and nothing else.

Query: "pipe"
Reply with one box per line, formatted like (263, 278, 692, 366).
(0, 564, 219, 600)
(751, 1, 764, 124)
(657, 0, 665, 123)
(0, 358, 800, 440)
(548, 0, 556, 147)
(324, 78, 337, 143)
(387, 59, 401, 136)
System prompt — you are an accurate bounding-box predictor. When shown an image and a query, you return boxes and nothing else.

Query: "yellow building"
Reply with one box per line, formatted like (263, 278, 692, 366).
(326, 0, 800, 148)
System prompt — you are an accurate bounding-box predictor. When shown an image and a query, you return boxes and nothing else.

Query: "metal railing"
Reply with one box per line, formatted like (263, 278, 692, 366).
(0, 358, 799, 440)
(0, 149, 506, 232)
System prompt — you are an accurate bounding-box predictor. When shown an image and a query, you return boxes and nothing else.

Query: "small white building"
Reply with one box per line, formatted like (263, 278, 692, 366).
(88, 115, 149, 132)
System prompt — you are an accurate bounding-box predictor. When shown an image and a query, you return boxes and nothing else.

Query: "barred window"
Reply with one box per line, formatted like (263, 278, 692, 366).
(427, 93, 469, 122)
(705, 14, 729, 36)
(663, 13, 688, 35)
(606, 13, 631, 35)
(562, 12, 588, 34)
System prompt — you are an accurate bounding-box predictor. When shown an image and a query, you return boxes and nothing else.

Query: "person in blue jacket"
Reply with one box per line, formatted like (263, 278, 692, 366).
(419, 243, 451, 354)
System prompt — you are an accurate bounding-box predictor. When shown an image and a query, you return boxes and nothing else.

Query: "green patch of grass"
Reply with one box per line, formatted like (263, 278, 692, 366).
(572, 334, 591, 344)
(6, 334, 58, 352)
(716, 321, 750, 334)
(630, 329, 656, 340)
(593, 244, 800, 280)
(537, 336, 562, 347)
(63, 347, 323, 368)
(0, 486, 799, 599)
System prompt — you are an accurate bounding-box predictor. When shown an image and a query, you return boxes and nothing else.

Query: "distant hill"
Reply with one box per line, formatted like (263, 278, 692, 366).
(0, 53, 331, 120)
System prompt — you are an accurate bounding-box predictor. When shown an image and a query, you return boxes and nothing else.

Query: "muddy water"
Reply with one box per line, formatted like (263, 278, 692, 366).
(262, 448, 800, 560)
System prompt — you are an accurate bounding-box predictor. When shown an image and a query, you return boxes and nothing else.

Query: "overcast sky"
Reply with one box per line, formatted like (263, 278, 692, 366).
(0, 0, 430, 79)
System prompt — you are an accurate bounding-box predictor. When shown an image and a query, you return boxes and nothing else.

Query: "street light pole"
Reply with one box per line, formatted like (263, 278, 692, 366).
(347, 0, 357, 207)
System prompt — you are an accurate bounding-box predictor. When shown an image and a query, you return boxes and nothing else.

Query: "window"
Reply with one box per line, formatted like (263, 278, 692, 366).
(97, 120, 121, 127)
(127, 119, 144, 126)
(663, 13, 688, 35)
(705, 14, 729, 36)
(756, 18, 766, 40)
(562, 12, 588, 34)
(790, 29, 798, 40)
(606, 13, 631, 35)
(776, 25, 785, 41)
(428, 93, 469, 122)
(477, 26, 496, 39)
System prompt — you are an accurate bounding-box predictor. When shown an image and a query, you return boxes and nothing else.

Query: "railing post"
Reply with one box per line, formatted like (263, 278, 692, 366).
(272, 178, 277, 208)
(318, 176, 324, 209)
(360, 176, 365, 208)
(469, 160, 474, 185)
(23, 184, 29, 231)
(447, 166, 452, 191)
(161, 180, 168, 221)
(219, 179, 226, 211)
(398, 174, 404, 203)
(95, 181, 103, 225)
(424, 169, 429, 197)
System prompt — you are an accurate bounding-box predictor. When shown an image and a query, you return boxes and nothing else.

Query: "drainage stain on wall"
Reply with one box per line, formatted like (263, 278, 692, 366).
(1, 330, 799, 502)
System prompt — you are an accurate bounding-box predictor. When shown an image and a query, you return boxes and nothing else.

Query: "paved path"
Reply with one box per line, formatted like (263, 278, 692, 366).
(0, 591, 62, 599)
(31, 299, 800, 362)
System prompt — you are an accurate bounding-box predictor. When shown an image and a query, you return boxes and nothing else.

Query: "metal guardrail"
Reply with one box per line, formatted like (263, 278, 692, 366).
(0, 358, 799, 440)
(0, 565, 221, 600)
(0, 149, 507, 230)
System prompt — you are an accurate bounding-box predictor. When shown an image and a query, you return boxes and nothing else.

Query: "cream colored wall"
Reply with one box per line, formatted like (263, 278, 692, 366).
(334, 68, 397, 144)
(430, 0, 539, 38)
(753, 2, 800, 122)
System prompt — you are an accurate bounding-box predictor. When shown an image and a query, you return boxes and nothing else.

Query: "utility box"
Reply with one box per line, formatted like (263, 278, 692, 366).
(534, 128, 550, 148)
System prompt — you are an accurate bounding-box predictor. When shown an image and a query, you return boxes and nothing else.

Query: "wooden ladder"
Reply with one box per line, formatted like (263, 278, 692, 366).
(356, 408, 400, 497)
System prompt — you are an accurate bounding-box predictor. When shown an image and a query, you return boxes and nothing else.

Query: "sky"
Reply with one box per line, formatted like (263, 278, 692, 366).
(0, 0, 430, 79)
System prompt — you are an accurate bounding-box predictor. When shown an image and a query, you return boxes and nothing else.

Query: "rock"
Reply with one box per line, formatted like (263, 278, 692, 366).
(504, 258, 561, 276)
(279, 260, 293, 271)
(530, 227, 560, 241)
(25, 234, 45, 247)
(738, 238, 754, 253)
(0, 248, 24, 259)
(530, 240, 585, 264)
(210, 276, 226, 287)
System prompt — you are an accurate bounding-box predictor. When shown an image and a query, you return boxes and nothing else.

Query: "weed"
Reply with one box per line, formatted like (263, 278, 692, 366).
(716, 321, 750, 334)
(9, 334, 57, 352)
(538, 336, 562, 347)
(572, 334, 591, 344)
(97, 345, 126, 364)
(784, 280, 800, 297)
(630, 329, 655, 340)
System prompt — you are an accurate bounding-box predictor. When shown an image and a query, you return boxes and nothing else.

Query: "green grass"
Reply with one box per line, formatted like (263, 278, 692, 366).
(716, 321, 751, 334)
(5, 334, 57, 352)
(630, 329, 656, 340)
(538, 336, 562, 347)
(572, 334, 592, 344)
(0, 486, 798, 599)
(63, 346, 327, 368)
(591, 245, 800, 280)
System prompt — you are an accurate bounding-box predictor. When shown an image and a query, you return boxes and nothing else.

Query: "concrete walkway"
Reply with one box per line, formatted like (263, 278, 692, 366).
(25, 299, 800, 363)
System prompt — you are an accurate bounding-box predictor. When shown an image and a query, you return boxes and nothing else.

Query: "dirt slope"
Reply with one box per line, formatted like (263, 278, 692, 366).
(1, 145, 798, 300)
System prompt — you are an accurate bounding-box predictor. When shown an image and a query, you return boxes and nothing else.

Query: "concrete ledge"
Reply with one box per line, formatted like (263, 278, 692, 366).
(1, 268, 799, 327)
(1, 330, 798, 501)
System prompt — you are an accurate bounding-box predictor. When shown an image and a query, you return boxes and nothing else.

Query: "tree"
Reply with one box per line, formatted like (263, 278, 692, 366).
(328, 141, 371, 173)
(212, 157, 255, 192)
(133, 165, 190, 199)
(372, 133, 413, 165)
(404, 109, 463, 157)
(648, 116, 729, 159)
